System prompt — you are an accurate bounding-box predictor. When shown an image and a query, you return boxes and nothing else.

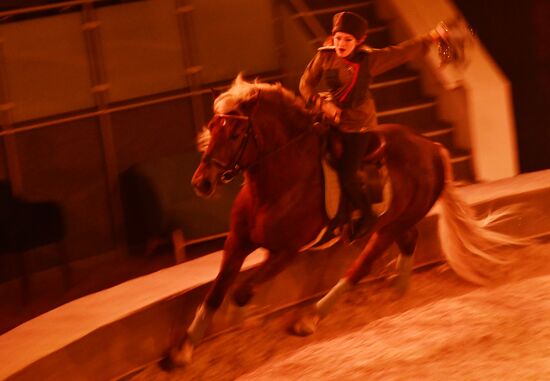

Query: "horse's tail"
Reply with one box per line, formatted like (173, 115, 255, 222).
(436, 146, 523, 285)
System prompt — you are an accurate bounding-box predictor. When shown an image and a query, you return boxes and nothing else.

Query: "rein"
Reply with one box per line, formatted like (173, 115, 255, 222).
(249, 127, 312, 169)
(203, 112, 257, 183)
(205, 99, 314, 183)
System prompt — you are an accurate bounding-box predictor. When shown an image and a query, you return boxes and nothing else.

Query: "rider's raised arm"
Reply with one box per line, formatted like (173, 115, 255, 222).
(367, 34, 435, 77)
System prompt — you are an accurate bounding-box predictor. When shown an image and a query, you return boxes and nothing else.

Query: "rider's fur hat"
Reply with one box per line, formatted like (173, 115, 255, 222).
(332, 12, 368, 41)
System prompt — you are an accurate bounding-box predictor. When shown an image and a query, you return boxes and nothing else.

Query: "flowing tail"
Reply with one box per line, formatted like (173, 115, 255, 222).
(437, 147, 526, 285)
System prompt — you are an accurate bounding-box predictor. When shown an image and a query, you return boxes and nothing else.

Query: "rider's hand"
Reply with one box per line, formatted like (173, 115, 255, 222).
(321, 101, 342, 124)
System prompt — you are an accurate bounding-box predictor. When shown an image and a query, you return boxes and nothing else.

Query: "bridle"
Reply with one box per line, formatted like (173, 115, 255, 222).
(202, 112, 258, 184)
(202, 94, 313, 184)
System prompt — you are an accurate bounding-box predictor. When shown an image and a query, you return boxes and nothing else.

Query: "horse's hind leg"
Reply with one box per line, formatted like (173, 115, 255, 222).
(169, 234, 254, 366)
(393, 226, 418, 295)
(293, 229, 395, 336)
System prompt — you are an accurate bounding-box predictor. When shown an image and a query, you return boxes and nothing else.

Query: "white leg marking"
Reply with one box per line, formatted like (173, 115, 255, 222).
(187, 304, 215, 344)
(395, 254, 413, 295)
(316, 278, 352, 318)
(171, 304, 215, 366)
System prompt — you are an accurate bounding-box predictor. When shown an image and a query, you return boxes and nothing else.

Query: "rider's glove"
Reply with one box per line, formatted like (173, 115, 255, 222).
(321, 101, 342, 125)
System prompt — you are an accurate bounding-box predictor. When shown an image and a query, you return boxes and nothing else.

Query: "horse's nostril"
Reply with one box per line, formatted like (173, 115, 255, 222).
(194, 178, 214, 197)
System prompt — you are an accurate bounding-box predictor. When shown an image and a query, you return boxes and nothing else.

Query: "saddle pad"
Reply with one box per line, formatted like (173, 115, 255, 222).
(372, 164, 392, 215)
(322, 159, 340, 219)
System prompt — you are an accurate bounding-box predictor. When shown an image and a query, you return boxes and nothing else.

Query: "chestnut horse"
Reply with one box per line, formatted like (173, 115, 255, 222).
(169, 76, 518, 366)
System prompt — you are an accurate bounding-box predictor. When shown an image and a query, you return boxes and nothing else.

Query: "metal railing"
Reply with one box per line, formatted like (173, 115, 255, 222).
(0, 0, 286, 261)
(0, 0, 204, 252)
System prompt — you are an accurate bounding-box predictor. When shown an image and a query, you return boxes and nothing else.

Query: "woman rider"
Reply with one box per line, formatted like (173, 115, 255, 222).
(300, 11, 446, 239)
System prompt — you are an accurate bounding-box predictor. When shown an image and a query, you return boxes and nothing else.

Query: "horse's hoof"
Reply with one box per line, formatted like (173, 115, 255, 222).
(394, 279, 410, 297)
(169, 340, 194, 367)
(291, 314, 320, 336)
(387, 274, 409, 298)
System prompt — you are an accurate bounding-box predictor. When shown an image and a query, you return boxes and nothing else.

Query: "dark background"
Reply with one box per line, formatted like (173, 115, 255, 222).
(455, 0, 550, 173)
(2, 1, 549, 173)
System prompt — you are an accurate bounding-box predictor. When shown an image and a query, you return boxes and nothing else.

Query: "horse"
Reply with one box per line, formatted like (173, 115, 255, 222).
(169, 75, 520, 366)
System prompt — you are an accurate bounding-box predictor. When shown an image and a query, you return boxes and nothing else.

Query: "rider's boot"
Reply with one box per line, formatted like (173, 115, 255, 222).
(317, 203, 348, 246)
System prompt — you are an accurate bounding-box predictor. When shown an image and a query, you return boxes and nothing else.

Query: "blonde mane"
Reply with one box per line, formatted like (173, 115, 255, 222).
(197, 74, 309, 152)
(213, 74, 306, 115)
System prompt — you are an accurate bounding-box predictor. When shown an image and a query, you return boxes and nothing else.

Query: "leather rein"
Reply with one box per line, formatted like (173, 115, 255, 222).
(204, 112, 256, 183)
(203, 99, 313, 184)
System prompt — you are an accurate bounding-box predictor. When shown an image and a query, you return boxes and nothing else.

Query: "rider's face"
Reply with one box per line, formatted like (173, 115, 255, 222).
(333, 32, 359, 58)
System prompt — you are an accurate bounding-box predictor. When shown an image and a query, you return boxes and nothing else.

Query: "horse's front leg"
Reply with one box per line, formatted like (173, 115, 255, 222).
(233, 249, 297, 307)
(393, 227, 418, 295)
(293, 229, 395, 336)
(169, 233, 254, 367)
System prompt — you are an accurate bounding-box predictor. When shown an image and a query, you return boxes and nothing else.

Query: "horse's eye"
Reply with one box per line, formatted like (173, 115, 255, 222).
(221, 119, 227, 127)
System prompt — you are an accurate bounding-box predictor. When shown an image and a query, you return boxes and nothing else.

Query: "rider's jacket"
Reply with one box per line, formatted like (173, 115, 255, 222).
(299, 35, 432, 133)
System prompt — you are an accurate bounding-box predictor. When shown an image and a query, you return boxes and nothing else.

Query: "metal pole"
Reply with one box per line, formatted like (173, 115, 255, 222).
(81, 2, 126, 255)
(174, 0, 205, 139)
(0, 38, 23, 195)
(0, 72, 286, 138)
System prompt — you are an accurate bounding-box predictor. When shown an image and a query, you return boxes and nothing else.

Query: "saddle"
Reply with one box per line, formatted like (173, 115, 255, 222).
(305, 122, 390, 247)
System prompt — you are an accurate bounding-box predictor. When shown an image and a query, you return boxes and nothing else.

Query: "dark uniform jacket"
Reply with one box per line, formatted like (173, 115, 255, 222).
(299, 35, 432, 132)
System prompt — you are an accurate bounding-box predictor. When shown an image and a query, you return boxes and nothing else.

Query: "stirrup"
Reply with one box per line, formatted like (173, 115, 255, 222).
(315, 210, 347, 246)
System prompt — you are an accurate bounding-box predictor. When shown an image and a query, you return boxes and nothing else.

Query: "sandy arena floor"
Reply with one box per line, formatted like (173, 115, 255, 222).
(129, 242, 550, 381)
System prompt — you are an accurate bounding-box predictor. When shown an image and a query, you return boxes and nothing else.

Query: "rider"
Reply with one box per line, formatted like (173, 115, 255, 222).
(299, 11, 446, 239)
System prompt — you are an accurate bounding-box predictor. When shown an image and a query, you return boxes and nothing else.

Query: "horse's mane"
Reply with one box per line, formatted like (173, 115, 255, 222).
(214, 73, 307, 116)
(197, 74, 311, 152)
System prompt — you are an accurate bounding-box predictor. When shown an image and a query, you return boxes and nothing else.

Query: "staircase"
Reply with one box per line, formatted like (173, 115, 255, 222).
(286, 0, 475, 182)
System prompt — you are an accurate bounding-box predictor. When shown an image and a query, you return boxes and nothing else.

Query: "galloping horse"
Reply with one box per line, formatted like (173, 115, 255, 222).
(169, 75, 518, 365)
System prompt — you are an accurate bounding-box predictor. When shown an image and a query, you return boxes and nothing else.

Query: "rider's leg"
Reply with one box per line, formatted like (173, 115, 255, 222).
(338, 131, 375, 239)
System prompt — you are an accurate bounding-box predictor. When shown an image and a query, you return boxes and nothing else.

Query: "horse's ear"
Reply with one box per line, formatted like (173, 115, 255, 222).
(238, 90, 260, 114)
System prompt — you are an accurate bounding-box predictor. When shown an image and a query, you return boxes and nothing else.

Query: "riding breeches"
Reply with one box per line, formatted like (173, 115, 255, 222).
(336, 130, 371, 215)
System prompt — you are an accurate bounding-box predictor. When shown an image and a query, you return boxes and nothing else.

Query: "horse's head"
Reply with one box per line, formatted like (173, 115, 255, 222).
(192, 75, 310, 197)
(192, 76, 261, 197)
